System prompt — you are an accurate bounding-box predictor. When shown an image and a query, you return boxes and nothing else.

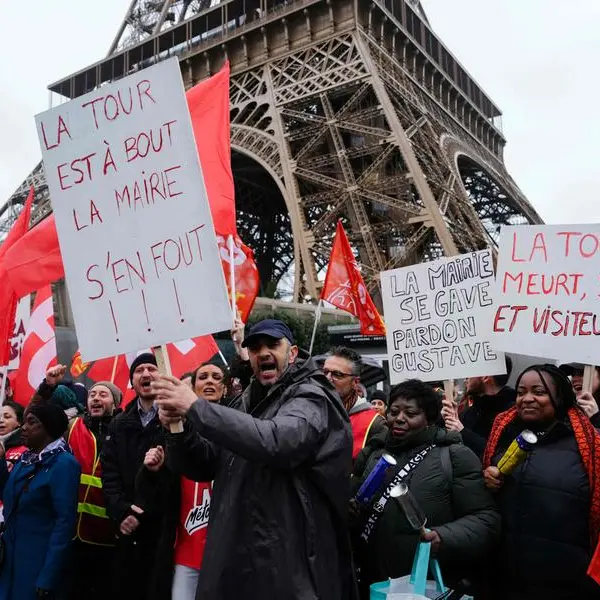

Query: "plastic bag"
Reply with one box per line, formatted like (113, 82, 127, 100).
(370, 538, 445, 599)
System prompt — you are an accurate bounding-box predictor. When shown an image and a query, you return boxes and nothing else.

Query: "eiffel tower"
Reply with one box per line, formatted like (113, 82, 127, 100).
(0, 0, 542, 306)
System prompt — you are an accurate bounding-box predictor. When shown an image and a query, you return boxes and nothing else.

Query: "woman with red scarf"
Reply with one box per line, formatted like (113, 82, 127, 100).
(483, 364, 600, 599)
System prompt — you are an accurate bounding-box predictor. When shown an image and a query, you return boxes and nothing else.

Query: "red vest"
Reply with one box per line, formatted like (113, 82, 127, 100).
(68, 417, 116, 546)
(349, 409, 381, 459)
(174, 478, 212, 570)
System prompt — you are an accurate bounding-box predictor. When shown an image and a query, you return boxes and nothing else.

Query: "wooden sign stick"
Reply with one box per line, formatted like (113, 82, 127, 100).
(153, 345, 184, 433)
(443, 379, 455, 414)
(583, 364, 596, 395)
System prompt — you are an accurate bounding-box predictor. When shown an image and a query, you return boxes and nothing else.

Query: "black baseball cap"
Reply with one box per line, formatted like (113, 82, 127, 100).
(559, 362, 585, 376)
(242, 319, 295, 348)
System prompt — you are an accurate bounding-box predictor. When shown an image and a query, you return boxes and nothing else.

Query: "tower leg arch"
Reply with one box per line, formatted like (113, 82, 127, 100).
(230, 136, 302, 300)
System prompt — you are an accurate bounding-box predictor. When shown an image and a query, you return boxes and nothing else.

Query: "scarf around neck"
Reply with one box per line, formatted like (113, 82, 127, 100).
(20, 437, 67, 466)
(0, 428, 20, 447)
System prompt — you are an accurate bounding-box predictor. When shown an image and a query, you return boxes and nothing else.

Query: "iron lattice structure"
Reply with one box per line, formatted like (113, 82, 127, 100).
(1, 0, 542, 306)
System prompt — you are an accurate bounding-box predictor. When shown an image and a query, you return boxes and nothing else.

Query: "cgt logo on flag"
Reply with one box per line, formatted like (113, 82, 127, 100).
(8, 295, 30, 370)
(323, 280, 357, 314)
(321, 221, 386, 336)
(70, 350, 90, 378)
(14, 286, 57, 405)
(216, 235, 259, 323)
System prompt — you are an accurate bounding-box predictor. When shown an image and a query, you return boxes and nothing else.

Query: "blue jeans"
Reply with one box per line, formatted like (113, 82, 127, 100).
(172, 565, 200, 600)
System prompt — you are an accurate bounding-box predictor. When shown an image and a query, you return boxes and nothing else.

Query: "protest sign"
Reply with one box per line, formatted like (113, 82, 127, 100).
(8, 296, 30, 370)
(35, 58, 232, 361)
(493, 225, 600, 365)
(381, 248, 505, 384)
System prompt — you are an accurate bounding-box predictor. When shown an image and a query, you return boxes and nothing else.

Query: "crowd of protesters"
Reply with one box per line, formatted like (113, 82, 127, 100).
(1, 317, 600, 599)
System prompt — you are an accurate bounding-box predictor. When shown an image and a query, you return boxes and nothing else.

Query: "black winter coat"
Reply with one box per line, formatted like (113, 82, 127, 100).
(459, 386, 515, 457)
(100, 399, 168, 600)
(81, 411, 118, 454)
(352, 427, 500, 596)
(165, 359, 358, 600)
(489, 419, 600, 600)
(134, 457, 180, 600)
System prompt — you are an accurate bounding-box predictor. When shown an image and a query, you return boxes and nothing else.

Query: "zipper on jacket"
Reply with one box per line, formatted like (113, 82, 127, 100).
(227, 455, 236, 474)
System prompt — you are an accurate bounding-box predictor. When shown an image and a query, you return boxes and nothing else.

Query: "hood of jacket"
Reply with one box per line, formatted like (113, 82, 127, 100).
(0, 427, 25, 450)
(470, 386, 516, 413)
(348, 396, 373, 416)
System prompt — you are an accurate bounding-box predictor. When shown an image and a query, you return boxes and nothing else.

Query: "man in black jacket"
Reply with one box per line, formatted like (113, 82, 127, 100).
(154, 319, 357, 600)
(100, 353, 166, 600)
(444, 356, 515, 457)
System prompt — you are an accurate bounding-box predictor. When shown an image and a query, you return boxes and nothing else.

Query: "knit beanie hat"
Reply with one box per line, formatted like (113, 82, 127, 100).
(69, 382, 89, 408)
(51, 384, 81, 412)
(129, 352, 157, 384)
(27, 403, 69, 441)
(90, 381, 123, 408)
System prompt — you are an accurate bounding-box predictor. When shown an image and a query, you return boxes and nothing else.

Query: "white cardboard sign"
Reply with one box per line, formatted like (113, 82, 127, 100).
(380, 249, 505, 384)
(493, 224, 600, 365)
(36, 58, 232, 361)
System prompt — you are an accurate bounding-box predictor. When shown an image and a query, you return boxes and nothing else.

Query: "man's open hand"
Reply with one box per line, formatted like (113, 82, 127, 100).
(153, 375, 197, 418)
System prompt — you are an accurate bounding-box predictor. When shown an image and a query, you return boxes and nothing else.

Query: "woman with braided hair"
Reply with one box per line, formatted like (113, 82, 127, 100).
(483, 364, 600, 599)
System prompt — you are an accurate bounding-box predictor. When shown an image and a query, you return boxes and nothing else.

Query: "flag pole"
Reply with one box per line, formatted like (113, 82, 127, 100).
(217, 349, 228, 367)
(227, 235, 237, 320)
(110, 355, 119, 384)
(308, 300, 322, 357)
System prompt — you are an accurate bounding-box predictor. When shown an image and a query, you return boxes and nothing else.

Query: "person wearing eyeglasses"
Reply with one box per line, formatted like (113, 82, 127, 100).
(323, 347, 387, 460)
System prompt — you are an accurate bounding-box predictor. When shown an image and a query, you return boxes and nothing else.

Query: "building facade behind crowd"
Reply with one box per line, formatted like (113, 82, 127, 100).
(2, 318, 600, 599)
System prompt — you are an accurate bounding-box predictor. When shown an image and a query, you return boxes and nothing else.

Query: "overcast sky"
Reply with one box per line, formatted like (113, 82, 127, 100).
(1, 0, 598, 225)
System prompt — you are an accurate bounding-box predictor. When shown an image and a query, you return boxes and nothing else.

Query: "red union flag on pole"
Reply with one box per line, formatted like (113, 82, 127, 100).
(321, 221, 385, 336)
(217, 235, 259, 323)
(0, 186, 34, 365)
(14, 286, 57, 406)
(188, 64, 259, 322)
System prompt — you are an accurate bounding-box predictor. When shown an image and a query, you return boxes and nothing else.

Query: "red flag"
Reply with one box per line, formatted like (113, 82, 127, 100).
(86, 355, 129, 400)
(70, 349, 90, 378)
(87, 335, 219, 407)
(217, 235, 259, 323)
(187, 64, 260, 320)
(588, 540, 600, 584)
(321, 221, 386, 336)
(187, 62, 236, 238)
(0, 187, 34, 365)
(3, 214, 64, 299)
(13, 286, 57, 406)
